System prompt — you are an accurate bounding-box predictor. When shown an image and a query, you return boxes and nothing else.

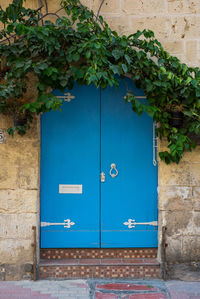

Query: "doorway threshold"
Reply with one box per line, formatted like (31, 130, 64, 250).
(39, 248, 160, 279)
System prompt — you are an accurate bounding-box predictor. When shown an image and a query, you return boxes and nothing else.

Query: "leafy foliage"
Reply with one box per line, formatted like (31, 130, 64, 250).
(1, 0, 200, 163)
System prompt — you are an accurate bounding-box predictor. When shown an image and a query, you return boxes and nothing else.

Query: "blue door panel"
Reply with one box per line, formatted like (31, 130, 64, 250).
(100, 77, 157, 247)
(41, 231, 99, 248)
(101, 231, 158, 248)
(41, 84, 101, 248)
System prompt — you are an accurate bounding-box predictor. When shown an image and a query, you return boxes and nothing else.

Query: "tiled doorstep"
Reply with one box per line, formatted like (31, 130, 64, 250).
(40, 248, 158, 260)
(39, 264, 160, 279)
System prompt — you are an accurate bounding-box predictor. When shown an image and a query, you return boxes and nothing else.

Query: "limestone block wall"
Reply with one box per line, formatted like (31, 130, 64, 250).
(158, 143, 200, 263)
(0, 0, 200, 280)
(0, 116, 40, 280)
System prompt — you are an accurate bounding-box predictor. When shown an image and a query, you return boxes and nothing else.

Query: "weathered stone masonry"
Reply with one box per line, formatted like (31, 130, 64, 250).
(0, 0, 200, 280)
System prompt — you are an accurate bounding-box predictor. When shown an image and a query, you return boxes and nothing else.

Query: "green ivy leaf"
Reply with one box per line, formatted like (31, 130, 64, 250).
(86, 51, 91, 59)
(15, 61, 24, 68)
(122, 64, 128, 73)
(112, 49, 123, 60)
(73, 53, 80, 61)
(125, 54, 131, 65)
(109, 64, 121, 75)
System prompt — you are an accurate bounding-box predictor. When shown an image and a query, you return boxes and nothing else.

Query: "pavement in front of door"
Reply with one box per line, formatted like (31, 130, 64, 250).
(0, 279, 200, 299)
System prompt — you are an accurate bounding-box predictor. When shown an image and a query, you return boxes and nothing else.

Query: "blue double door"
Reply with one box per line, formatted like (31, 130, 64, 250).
(41, 77, 157, 248)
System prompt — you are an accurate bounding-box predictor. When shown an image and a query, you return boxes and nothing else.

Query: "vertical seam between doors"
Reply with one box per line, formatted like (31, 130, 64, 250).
(99, 87, 102, 248)
(40, 114, 42, 248)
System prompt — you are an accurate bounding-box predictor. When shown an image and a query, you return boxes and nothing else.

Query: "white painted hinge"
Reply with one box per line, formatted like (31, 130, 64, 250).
(124, 219, 158, 229)
(41, 219, 75, 228)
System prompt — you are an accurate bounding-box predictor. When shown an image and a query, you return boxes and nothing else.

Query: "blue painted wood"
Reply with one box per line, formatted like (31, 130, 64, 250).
(41, 84, 101, 248)
(100, 77, 158, 247)
(41, 78, 157, 248)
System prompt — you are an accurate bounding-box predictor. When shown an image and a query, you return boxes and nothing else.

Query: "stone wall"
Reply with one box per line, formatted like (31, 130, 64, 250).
(0, 0, 200, 280)
(158, 142, 200, 263)
(0, 115, 40, 280)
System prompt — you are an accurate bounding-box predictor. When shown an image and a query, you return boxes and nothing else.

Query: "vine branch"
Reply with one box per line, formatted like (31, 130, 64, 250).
(96, 0, 105, 20)
(44, 0, 48, 14)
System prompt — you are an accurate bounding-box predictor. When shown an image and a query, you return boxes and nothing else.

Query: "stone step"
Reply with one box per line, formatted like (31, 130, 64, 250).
(39, 258, 160, 279)
(40, 248, 158, 260)
(40, 258, 158, 266)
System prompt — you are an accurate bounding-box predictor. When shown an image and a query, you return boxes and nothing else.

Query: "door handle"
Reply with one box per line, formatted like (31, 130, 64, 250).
(109, 163, 118, 178)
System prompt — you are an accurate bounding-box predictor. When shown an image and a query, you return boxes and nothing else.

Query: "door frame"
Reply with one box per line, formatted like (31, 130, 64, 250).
(38, 79, 160, 261)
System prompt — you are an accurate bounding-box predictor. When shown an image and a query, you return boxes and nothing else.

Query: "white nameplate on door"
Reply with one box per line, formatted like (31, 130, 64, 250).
(59, 184, 82, 194)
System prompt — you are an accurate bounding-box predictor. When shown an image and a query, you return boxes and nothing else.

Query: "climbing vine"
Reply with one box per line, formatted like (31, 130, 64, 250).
(1, 0, 200, 164)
